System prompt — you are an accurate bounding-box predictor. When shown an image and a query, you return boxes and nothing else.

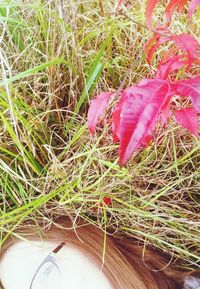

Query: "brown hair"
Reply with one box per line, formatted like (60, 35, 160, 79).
(0, 216, 193, 289)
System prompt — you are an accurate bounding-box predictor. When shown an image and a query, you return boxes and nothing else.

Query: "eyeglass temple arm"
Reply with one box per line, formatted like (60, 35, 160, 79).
(29, 242, 65, 289)
(52, 242, 65, 254)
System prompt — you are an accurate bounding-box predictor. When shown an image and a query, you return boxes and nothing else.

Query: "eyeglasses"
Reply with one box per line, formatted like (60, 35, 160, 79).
(29, 242, 65, 289)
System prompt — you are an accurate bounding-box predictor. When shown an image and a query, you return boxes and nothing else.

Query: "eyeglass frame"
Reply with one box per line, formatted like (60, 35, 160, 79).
(29, 242, 65, 289)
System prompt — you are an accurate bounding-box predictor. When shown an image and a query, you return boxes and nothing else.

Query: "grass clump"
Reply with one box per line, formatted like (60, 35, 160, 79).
(0, 0, 200, 269)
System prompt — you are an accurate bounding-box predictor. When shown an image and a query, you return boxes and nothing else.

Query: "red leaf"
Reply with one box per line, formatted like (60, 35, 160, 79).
(112, 94, 126, 143)
(98, 197, 112, 207)
(165, 0, 180, 23)
(146, 0, 159, 28)
(146, 0, 192, 26)
(175, 108, 199, 137)
(165, 0, 188, 23)
(146, 0, 188, 26)
(145, 35, 169, 64)
(118, 79, 172, 165)
(117, 0, 123, 10)
(145, 33, 198, 69)
(160, 106, 171, 127)
(142, 134, 153, 147)
(144, 36, 158, 64)
(170, 33, 198, 68)
(177, 0, 188, 13)
(155, 55, 186, 79)
(103, 197, 112, 206)
(87, 92, 113, 135)
(174, 77, 200, 112)
(188, 0, 200, 17)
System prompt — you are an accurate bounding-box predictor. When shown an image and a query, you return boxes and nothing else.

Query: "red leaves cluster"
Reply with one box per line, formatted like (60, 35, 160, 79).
(88, 76, 200, 165)
(87, 1, 200, 165)
(145, 32, 198, 69)
(146, 0, 200, 27)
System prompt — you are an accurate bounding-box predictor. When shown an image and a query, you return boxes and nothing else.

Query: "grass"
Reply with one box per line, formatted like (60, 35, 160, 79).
(0, 0, 200, 269)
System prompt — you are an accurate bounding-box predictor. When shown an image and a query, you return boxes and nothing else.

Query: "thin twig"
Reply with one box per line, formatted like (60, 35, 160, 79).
(106, 11, 170, 38)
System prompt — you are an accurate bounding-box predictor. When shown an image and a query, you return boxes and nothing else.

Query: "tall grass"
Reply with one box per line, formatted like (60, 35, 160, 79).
(0, 0, 200, 268)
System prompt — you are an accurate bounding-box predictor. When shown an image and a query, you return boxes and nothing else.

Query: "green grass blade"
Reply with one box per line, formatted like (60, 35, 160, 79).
(65, 24, 114, 133)
(0, 58, 64, 87)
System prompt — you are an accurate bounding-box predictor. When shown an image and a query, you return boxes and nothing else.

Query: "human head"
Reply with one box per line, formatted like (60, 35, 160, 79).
(0, 216, 195, 289)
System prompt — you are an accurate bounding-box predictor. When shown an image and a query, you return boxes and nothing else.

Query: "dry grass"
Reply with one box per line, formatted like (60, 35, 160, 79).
(0, 0, 200, 269)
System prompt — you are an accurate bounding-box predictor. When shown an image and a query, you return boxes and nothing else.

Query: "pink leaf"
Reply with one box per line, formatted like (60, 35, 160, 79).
(145, 36, 169, 64)
(188, 0, 200, 17)
(87, 92, 113, 135)
(170, 34, 198, 57)
(160, 106, 171, 126)
(145, 33, 198, 69)
(165, 0, 188, 23)
(146, 0, 191, 26)
(118, 79, 172, 165)
(170, 33, 198, 68)
(112, 95, 126, 143)
(146, 0, 159, 28)
(156, 55, 186, 79)
(146, 0, 188, 27)
(174, 77, 200, 112)
(175, 108, 199, 137)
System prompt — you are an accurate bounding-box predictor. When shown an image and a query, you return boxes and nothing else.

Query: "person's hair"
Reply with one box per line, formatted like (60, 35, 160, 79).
(0, 216, 195, 289)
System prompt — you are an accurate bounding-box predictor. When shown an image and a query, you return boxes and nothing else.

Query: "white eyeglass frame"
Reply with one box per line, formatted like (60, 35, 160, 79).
(29, 242, 65, 289)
